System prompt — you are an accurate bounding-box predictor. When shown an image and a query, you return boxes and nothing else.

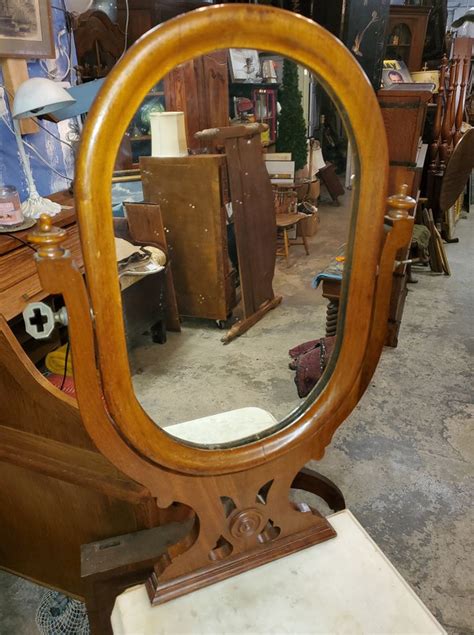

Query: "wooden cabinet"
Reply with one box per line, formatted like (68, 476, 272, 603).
(377, 88, 432, 348)
(164, 51, 229, 150)
(386, 6, 431, 72)
(140, 155, 236, 321)
(377, 88, 432, 198)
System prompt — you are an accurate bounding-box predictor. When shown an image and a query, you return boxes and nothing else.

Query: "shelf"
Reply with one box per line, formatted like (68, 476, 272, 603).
(231, 82, 279, 88)
(130, 135, 151, 142)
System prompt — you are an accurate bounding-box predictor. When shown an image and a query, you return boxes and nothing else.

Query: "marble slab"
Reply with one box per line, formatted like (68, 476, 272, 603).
(111, 510, 445, 634)
(166, 407, 277, 444)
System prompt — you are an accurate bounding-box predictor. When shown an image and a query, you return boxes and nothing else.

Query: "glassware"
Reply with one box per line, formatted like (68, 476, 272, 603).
(0, 185, 24, 227)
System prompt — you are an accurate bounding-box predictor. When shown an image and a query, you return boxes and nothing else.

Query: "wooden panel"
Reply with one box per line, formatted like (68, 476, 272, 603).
(377, 89, 432, 165)
(140, 155, 234, 320)
(164, 61, 203, 150)
(0, 315, 160, 597)
(164, 52, 229, 150)
(200, 50, 230, 130)
(0, 315, 93, 448)
(0, 425, 149, 504)
(223, 133, 276, 316)
(1, 59, 38, 135)
(0, 460, 147, 597)
(124, 202, 181, 332)
(120, 9, 153, 45)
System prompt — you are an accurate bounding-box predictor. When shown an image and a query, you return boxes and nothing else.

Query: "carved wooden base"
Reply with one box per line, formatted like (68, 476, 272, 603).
(82, 468, 344, 635)
(147, 512, 335, 605)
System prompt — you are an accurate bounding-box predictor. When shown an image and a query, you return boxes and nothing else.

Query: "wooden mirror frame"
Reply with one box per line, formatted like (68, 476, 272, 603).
(30, 5, 414, 604)
(72, 5, 390, 475)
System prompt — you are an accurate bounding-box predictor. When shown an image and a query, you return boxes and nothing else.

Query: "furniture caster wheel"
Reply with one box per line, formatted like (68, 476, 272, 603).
(216, 313, 233, 330)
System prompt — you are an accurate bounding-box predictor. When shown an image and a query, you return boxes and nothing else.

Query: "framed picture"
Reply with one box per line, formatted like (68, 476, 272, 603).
(0, 0, 55, 59)
(228, 48, 261, 83)
(383, 81, 436, 92)
(382, 59, 413, 86)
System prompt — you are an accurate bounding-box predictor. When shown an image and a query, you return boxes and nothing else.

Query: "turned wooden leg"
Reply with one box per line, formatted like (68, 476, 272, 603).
(283, 228, 290, 266)
(325, 299, 339, 337)
(302, 233, 310, 256)
(292, 467, 345, 512)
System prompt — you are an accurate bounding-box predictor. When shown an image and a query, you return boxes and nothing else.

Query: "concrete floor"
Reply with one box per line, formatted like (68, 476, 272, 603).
(0, 193, 472, 634)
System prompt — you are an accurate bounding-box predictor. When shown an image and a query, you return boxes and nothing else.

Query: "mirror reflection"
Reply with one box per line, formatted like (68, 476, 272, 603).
(110, 50, 353, 446)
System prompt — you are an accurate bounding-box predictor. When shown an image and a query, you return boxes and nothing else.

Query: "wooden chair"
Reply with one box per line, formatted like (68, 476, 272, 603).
(273, 184, 310, 266)
(427, 44, 472, 238)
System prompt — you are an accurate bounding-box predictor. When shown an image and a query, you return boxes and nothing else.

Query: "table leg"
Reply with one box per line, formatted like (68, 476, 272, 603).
(325, 299, 339, 337)
(302, 233, 310, 256)
(283, 228, 290, 266)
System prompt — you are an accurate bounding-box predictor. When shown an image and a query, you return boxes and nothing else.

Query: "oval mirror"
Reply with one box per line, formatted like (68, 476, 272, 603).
(111, 50, 355, 447)
(76, 5, 389, 474)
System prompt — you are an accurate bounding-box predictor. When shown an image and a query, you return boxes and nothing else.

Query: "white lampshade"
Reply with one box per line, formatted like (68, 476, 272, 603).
(12, 78, 76, 120)
(150, 112, 188, 158)
(64, 0, 93, 14)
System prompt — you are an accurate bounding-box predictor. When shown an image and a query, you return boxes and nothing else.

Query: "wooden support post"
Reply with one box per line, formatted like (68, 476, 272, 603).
(1, 59, 38, 135)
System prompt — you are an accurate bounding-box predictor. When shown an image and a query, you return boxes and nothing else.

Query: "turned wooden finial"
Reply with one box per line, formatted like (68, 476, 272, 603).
(387, 184, 416, 219)
(27, 214, 67, 258)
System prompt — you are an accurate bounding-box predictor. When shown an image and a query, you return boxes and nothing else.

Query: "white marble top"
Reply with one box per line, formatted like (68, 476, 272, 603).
(111, 510, 445, 634)
(166, 407, 277, 444)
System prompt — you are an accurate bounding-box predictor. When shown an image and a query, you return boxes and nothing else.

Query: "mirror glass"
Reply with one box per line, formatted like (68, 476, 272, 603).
(110, 49, 355, 447)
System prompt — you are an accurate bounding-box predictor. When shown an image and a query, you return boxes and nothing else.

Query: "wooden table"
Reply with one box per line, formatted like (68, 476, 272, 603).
(0, 191, 81, 321)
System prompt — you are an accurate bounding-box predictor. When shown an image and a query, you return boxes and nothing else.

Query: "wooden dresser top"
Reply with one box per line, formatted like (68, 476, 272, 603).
(0, 191, 83, 321)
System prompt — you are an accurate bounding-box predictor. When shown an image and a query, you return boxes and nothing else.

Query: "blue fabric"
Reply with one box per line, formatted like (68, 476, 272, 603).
(312, 271, 343, 289)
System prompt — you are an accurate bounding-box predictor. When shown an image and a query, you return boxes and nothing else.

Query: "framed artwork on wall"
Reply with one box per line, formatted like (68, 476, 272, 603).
(0, 0, 55, 59)
(342, 0, 390, 90)
(229, 48, 261, 82)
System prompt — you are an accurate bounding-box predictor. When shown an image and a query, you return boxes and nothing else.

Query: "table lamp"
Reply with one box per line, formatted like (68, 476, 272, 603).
(12, 77, 76, 218)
